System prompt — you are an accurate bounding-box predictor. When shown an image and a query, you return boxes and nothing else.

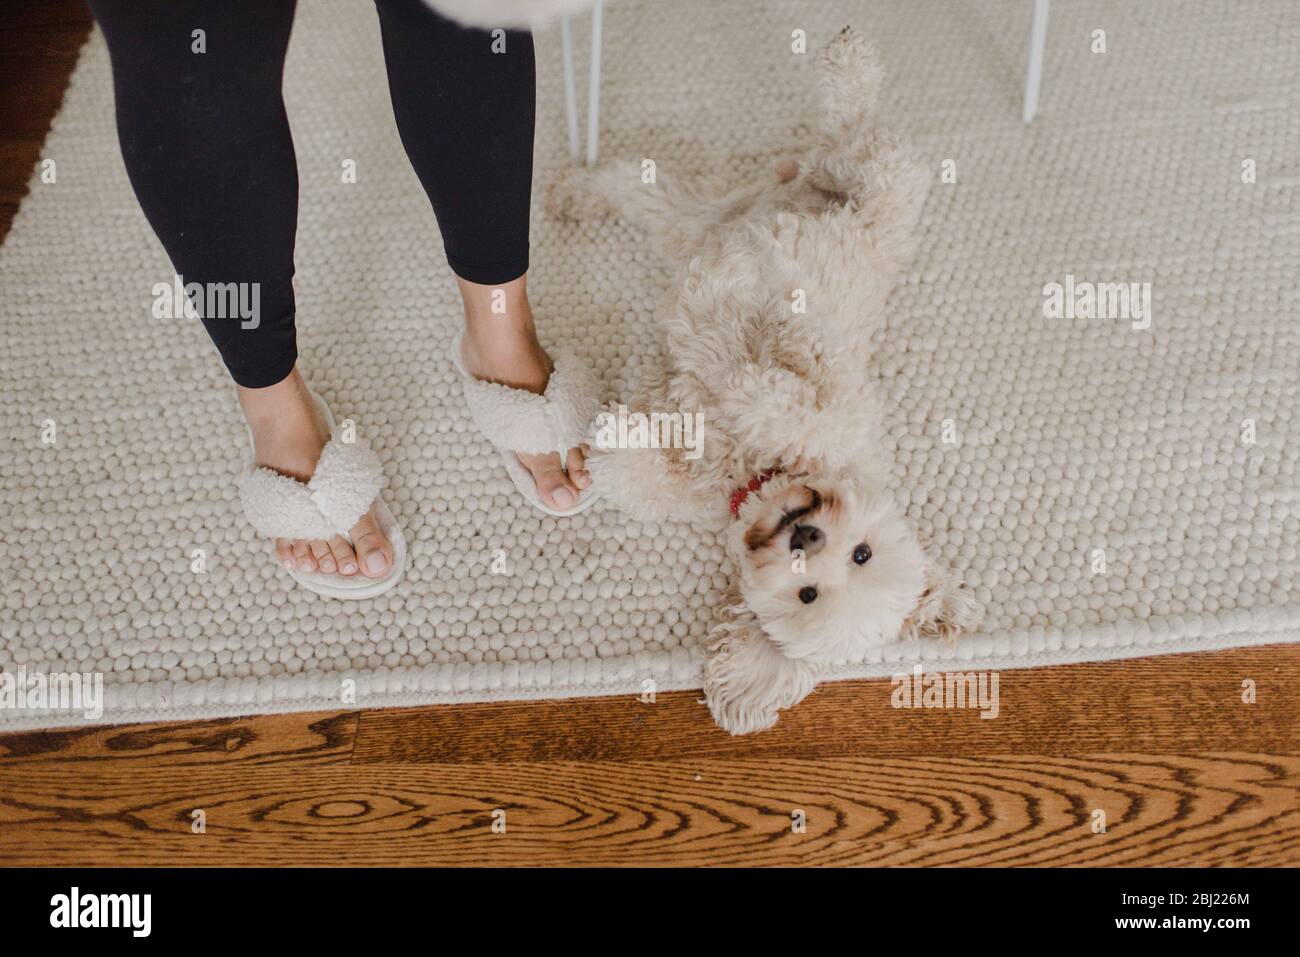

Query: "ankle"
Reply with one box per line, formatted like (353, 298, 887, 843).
(462, 328, 552, 389)
(239, 366, 304, 414)
(238, 369, 326, 447)
(457, 274, 537, 335)
(464, 319, 544, 358)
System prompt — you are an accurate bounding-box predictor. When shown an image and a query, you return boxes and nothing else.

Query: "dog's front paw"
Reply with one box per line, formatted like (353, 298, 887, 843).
(703, 611, 817, 735)
(902, 567, 984, 642)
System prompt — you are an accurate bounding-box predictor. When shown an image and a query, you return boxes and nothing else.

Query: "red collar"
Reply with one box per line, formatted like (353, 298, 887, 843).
(729, 469, 779, 519)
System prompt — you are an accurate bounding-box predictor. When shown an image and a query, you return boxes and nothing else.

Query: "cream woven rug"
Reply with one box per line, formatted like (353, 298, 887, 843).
(1, 0, 1296, 730)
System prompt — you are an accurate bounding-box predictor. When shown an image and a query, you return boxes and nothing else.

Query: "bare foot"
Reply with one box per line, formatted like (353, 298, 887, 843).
(239, 368, 394, 579)
(456, 275, 591, 511)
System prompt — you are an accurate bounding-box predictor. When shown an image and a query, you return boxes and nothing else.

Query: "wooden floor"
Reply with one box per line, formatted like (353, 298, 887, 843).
(1, 2, 1296, 868)
(2, 649, 1298, 866)
(0, 0, 92, 244)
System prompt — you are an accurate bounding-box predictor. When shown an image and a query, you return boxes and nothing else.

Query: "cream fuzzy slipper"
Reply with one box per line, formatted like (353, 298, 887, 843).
(238, 392, 407, 599)
(452, 336, 600, 517)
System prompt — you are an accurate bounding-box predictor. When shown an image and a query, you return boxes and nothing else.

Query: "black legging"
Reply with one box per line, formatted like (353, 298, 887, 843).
(89, 0, 536, 388)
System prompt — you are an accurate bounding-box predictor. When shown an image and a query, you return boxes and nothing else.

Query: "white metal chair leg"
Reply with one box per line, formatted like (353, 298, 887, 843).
(560, 16, 580, 163)
(1023, 0, 1050, 123)
(585, 1, 604, 166)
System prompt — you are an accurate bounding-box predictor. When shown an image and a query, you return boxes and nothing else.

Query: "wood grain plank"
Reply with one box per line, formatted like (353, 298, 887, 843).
(1, 753, 1294, 866)
(0, 712, 359, 768)
(353, 647, 1300, 762)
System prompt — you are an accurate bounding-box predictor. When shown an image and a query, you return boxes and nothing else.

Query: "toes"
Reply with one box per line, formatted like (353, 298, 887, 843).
(275, 539, 295, 571)
(530, 455, 580, 511)
(566, 446, 591, 490)
(329, 536, 358, 576)
(309, 540, 336, 574)
(350, 512, 392, 579)
(291, 540, 316, 573)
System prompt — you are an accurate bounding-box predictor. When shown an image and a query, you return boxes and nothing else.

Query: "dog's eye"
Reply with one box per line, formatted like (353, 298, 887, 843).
(798, 586, 818, 604)
(853, 543, 872, 565)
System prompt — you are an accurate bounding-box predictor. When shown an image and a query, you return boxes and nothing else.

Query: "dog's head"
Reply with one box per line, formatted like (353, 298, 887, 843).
(728, 473, 926, 661)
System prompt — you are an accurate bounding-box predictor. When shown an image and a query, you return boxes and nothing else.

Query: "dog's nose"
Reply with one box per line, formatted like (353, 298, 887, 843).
(789, 524, 825, 556)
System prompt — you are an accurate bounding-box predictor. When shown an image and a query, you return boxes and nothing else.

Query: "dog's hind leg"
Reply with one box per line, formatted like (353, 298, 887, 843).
(801, 28, 929, 234)
(546, 159, 770, 259)
(815, 26, 885, 136)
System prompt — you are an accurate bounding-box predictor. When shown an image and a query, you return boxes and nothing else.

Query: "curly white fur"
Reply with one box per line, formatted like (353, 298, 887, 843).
(549, 28, 982, 734)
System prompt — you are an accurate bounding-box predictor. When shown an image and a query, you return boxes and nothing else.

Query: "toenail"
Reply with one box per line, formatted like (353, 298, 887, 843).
(552, 487, 576, 508)
(366, 553, 387, 575)
(283, 560, 295, 571)
(574, 470, 591, 488)
(342, 562, 357, 575)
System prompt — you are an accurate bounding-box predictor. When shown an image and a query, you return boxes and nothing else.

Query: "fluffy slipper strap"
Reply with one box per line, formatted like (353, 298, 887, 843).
(239, 434, 384, 541)
(456, 346, 599, 458)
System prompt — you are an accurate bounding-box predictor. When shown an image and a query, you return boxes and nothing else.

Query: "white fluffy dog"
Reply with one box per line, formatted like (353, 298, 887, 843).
(548, 28, 982, 734)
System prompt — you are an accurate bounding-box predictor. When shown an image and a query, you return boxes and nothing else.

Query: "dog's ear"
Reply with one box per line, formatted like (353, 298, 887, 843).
(703, 607, 817, 735)
(901, 556, 984, 642)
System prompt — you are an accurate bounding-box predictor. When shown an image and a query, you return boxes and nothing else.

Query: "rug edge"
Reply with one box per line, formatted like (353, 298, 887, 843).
(2, 626, 1296, 733)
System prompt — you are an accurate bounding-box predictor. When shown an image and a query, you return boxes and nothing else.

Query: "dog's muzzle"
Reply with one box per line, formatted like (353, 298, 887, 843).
(789, 523, 825, 555)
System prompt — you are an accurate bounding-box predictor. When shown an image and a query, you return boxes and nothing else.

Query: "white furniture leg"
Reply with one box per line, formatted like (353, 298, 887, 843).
(585, 1, 604, 166)
(1023, 0, 1050, 123)
(560, 16, 580, 163)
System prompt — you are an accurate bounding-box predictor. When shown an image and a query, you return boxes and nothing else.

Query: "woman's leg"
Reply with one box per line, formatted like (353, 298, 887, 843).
(374, 0, 590, 509)
(91, 0, 300, 387)
(90, 0, 393, 577)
